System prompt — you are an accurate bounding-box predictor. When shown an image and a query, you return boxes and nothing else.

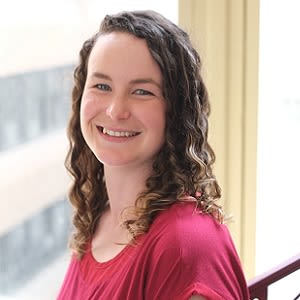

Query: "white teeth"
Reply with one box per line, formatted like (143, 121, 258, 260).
(102, 127, 137, 137)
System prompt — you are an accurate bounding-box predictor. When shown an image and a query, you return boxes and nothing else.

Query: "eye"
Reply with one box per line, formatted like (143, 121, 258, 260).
(134, 89, 154, 96)
(96, 83, 111, 91)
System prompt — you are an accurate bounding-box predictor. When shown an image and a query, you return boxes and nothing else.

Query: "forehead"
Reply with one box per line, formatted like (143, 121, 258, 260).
(87, 32, 162, 81)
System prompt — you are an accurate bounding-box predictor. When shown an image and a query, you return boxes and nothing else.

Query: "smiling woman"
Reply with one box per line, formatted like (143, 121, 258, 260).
(80, 32, 166, 168)
(57, 10, 250, 300)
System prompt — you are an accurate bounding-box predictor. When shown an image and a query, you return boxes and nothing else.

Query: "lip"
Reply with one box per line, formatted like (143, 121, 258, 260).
(96, 126, 141, 142)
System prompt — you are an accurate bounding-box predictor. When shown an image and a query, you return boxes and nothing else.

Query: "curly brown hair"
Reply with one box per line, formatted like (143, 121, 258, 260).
(65, 10, 223, 258)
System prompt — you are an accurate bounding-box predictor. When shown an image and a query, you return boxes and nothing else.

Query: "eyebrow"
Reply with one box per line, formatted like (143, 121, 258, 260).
(91, 71, 162, 89)
(91, 72, 112, 81)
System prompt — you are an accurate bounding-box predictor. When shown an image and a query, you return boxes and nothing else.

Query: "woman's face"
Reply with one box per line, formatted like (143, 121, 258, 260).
(80, 32, 166, 170)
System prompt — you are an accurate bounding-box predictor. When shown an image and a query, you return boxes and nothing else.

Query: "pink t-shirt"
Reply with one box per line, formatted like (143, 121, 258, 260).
(57, 202, 249, 299)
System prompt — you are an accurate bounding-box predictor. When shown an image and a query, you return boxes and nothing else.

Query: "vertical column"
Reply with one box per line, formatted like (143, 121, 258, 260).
(179, 0, 259, 278)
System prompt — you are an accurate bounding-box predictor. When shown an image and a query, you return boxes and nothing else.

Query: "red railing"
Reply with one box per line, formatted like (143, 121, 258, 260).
(248, 253, 300, 300)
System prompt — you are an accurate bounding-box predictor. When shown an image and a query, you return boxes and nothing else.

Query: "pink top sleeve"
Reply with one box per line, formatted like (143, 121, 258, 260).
(141, 202, 250, 299)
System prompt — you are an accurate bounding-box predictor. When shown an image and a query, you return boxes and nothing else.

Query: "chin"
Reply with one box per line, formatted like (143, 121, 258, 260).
(94, 153, 134, 167)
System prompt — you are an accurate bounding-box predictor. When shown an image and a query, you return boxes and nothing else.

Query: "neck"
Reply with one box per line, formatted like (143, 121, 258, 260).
(104, 163, 152, 225)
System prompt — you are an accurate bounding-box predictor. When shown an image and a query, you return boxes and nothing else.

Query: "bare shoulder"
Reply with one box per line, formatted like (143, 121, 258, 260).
(189, 296, 206, 300)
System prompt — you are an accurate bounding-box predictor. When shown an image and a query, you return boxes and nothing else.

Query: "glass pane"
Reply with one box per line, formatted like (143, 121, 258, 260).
(0, 1, 178, 299)
(256, 0, 300, 295)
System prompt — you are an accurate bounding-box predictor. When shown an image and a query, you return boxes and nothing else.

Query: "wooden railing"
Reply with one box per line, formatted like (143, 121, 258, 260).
(248, 253, 300, 300)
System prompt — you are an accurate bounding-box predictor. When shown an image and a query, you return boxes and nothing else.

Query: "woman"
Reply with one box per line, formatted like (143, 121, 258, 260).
(58, 10, 250, 300)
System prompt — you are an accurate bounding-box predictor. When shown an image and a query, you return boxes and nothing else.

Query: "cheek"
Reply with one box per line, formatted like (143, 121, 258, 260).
(80, 93, 100, 123)
(145, 103, 166, 138)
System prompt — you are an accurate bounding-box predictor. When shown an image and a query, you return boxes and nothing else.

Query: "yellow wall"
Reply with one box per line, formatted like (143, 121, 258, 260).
(179, 0, 259, 278)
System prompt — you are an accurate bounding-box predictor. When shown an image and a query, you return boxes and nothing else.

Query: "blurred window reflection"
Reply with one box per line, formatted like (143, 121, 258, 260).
(0, 66, 72, 152)
(0, 1, 178, 299)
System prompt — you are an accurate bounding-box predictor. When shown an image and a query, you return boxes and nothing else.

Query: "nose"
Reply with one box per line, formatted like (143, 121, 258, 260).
(106, 96, 130, 120)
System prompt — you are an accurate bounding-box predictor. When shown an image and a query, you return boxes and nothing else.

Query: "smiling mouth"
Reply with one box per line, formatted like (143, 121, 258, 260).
(97, 126, 140, 137)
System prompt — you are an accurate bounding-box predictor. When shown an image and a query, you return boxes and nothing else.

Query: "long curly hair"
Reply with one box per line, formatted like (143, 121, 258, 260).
(65, 10, 223, 258)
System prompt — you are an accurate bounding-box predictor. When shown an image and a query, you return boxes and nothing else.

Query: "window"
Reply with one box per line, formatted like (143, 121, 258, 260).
(256, 0, 300, 297)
